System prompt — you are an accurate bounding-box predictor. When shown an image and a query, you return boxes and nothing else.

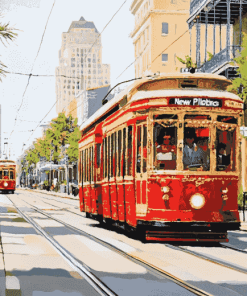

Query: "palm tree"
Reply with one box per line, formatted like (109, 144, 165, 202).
(0, 21, 17, 81)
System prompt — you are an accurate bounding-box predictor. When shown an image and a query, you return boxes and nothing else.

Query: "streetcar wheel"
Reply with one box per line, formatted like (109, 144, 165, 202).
(85, 212, 90, 218)
(12, 191, 14, 194)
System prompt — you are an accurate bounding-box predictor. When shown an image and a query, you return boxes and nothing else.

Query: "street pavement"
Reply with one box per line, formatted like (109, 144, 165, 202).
(1, 188, 247, 296)
(0, 192, 100, 296)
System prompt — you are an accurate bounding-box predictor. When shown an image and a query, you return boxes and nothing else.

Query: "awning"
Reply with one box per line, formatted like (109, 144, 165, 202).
(39, 164, 72, 172)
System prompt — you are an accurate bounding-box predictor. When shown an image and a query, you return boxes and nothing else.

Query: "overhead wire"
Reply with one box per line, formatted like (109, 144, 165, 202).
(9, 0, 56, 139)
(24, 0, 128, 148)
(20, 2, 190, 151)
(117, 28, 190, 79)
(61, 0, 127, 113)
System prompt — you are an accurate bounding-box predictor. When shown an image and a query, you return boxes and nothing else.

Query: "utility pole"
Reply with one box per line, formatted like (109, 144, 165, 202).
(4, 138, 8, 159)
(66, 154, 70, 195)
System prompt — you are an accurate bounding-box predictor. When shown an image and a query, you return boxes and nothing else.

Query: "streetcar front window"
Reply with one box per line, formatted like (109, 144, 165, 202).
(216, 128, 236, 171)
(183, 125, 210, 172)
(3, 170, 8, 177)
(153, 121, 177, 170)
(0, 170, 2, 179)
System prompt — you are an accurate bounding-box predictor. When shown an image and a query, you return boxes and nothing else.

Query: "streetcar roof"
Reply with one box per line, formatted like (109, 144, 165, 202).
(0, 160, 16, 164)
(80, 73, 240, 133)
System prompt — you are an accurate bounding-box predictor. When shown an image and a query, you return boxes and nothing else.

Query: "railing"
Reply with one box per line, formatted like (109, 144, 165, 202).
(190, 0, 208, 15)
(200, 46, 241, 73)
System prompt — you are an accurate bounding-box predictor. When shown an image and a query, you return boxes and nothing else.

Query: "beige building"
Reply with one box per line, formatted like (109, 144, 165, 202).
(130, 0, 191, 77)
(55, 17, 111, 116)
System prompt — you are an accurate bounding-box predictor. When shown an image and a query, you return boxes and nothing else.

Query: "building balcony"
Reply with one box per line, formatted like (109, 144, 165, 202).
(190, 0, 208, 18)
(200, 45, 241, 74)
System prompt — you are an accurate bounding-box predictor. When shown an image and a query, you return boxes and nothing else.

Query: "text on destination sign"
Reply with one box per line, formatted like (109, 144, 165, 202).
(169, 98, 222, 107)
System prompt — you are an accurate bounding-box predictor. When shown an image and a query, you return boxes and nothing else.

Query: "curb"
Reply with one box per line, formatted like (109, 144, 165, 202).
(18, 188, 78, 201)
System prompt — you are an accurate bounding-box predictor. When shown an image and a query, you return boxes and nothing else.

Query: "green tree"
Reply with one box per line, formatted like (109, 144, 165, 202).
(227, 32, 247, 125)
(45, 113, 79, 164)
(0, 20, 17, 81)
(207, 51, 214, 61)
(66, 122, 80, 163)
(177, 55, 197, 69)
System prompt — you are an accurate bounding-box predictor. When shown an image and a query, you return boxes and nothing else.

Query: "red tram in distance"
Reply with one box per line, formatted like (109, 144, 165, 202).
(0, 160, 16, 194)
(78, 73, 243, 242)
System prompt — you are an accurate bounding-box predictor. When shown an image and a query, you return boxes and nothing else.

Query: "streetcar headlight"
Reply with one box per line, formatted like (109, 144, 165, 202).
(162, 186, 170, 193)
(190, 193, 205, 209)
(4, 182, 8, 187)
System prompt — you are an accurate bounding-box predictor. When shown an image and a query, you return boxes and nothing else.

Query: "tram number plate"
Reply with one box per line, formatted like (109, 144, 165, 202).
(169, 98, 222, 107)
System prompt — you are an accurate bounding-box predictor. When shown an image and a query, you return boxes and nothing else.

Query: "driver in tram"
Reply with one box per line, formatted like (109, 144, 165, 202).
(183, 131, 201, 170)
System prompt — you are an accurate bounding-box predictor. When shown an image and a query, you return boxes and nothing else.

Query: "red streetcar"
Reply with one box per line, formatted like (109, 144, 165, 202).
(78, 73, 243, 242)
(0, 160, 16, 194)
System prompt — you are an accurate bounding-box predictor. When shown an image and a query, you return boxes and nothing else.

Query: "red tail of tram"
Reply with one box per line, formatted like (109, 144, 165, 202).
(78, 73, 243, 242)
(0, 160, 16, 194)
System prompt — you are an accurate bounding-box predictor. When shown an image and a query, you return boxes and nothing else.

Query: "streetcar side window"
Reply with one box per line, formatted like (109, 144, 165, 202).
(117, 130, 122, 177)
(123, 128, 126, 177)
(183, 127, 210, 171)
(127, 126, 133, 176)
(143, 125, 147, 173)
(153, 123, 177, 170)
(110, 134, 114, 178)
(103, 138, 107, 179)
(90, 146, 94, 182)
(136, 125, 147, 174)
(108, 136, 110, 179)
(81, 150, 84, 183)
(114, 132, 117, 177)
(216, 128, 236, 172)
(86, 148, 89, 182)
(136, 126, 142, 173)
(10, 170, 14, 180)
(96, 144, 101, 182)
(79, 151, 82, 183)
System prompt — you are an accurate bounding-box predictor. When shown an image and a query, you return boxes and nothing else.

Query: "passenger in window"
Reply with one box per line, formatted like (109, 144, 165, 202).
(217, 143, 230, 170)
(183, 131, 201, 170)
(156, 135, 176, 157)
(197, 138, 210, 171)
(155, 135, 176, 169)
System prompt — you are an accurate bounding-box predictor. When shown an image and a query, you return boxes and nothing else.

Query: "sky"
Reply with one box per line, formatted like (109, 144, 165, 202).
(0, 0, 135, 161)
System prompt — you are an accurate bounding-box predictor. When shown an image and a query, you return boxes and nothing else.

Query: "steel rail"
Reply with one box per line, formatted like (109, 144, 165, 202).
(168, 244, 247, 275)
(19, 191, 247, 270)
(22, 191, 247, 257)
(8, 197, 117, 296)
(13, 195, 214, 296)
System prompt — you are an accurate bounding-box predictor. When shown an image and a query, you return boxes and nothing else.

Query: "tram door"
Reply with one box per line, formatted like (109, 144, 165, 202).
(135, 124, 148, 216)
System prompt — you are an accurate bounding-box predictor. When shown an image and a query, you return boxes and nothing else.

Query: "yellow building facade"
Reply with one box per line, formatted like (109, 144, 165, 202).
(130, 0, 233, 77)
(130, 0, 191, 77)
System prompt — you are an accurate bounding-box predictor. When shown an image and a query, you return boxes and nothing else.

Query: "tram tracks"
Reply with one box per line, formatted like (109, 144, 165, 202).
(168, 244, 247, 275)
(16, 193, 247, 276)
(9, 195, 212, 296)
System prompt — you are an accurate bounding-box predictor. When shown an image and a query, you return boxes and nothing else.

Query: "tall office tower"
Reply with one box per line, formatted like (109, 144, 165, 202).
(130, 0, 191, 77)
(55, 17, 111, 116)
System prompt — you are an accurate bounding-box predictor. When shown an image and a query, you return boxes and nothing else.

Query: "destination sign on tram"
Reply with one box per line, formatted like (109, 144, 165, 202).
(169, 98, 222, 107)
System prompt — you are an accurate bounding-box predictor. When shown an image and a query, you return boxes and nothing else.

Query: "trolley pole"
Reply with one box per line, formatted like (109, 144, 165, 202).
(66, 155, 70, 195)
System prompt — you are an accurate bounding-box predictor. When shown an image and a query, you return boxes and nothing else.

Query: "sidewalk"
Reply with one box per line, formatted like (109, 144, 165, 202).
(19, 187, 79, 201)
(0, 194, 96, 296)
